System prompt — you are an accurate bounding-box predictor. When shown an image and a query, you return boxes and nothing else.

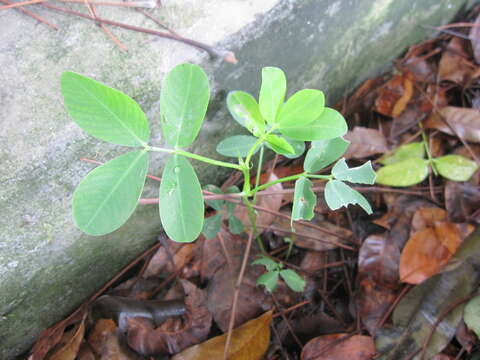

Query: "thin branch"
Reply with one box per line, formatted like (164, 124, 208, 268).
(0, 0, 57, 29)
(0, 0, 44, 10)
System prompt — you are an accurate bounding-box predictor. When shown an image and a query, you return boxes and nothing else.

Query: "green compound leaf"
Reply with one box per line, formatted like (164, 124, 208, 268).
(159, 155, 204, 243)
(203, 184, 224, 211)
(304, 137, 350, 173)
(256, 271, 279, 293)
(202, 213, 222, 240)
(159, 64, 210, 147)
(324, 179, 372, 214)
(380, 142, 425, 165)
(259, 67, 286, 124)
(464, 296, 480, 338)
(292, 177, 316, 222)
(227, 91, 265, 135)
(216, 135, 259, 158)
(228, 215, 244, 235)
(61, 72, 150, 147)
(253, 256, 281, 272)
(433, 155, 479, 182)
(277, 89, 325, 127)
(265, 135, 304, 158)
(376, 158, 429, 187)
(73, 150, 148, 236)
(279, 107, 348, 141)
(265, 134, 295, 154)
(279, 269, 305, 292)
(332, 158, 376, 184)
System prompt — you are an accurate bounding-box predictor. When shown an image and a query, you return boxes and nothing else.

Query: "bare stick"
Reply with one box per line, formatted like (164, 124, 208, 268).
(0, 0, 44, 10)
(0, 0, 57, 29)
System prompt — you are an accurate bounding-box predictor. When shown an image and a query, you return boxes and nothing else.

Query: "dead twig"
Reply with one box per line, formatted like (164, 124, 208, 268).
(0, 0, 57, 29)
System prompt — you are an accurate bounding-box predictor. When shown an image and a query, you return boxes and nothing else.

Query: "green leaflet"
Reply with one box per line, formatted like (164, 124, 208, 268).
(159, 155, 204, 243)
(202, 213, 222, 239)
(73, 150, 148, 235)
(256, 271, 279, 292)
(253, 256, 281, 272)
(464, 296, 480, 338)
(292, 177, 316, 222)
(324, 179, 372, 214)
(376, 158, 429, 187)
(227, 91, 265, 135)
(433, 155, 479, 182)
(159, 64, 210, 147)
(277, 89, 325, 127)
(259, 67, 286, 124)
(265, 134, 295, 154)
(332, 158, 376, 184)
(279, 269, 305, 292)
(380, 142, 425, 165)
(304, 137, 350, 173)
(265, 135, 304, 158)
(61, 72, 150, 146)
(203, 184, 224, 211)
(216, 135, 259, 158)
(279, 107, 348, 141)
(228, 215, 244, 235)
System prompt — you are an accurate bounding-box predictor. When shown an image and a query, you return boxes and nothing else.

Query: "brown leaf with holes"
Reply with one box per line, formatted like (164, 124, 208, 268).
(46, 319, 85, 360)
(374, 73, 413, 117)
(445, 181, 480, 223)
(126, 280, 212, 356)
(301, 334, 376, 360)
(356, 235, 400, 335)
(399, 208, 474, 284)
(343, 127, 388, 159)
(172, 311, 272, 360)
(439, 37, 475, 85)
(424, 107, 480, 143)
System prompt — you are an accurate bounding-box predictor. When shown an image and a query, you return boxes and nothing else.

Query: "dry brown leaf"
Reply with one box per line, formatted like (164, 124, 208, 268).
(172, 311, 272, 360)
(399, 39, 438, 83)
(424, 107, 480, 143)
(301, 334, 376, 360)
(143, 239, 195, 278)
(343, 127, 388, 159)
(439, 37, 475, 85)
(399, 209, 474, 284)
(470, 12, 480, 63)
(392, 75, 414, 117)
(46, 319, 85, 360)
(445, 181, 480, 223)
(88, 319, 139, 360)
(375, 74, 414, 117)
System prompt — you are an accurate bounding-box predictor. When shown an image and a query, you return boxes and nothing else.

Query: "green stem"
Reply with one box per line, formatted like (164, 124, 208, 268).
(242, 194, 266, 254)
(306, 174, 333, 180)
(147, 146, 242, 170)
(253, 145, 265, 202)
(250, 172, 306, 195)
(420, 127, 438, 175)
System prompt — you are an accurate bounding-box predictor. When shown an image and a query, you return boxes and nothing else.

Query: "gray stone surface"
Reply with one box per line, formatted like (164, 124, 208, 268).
(0, 0, 471, 357)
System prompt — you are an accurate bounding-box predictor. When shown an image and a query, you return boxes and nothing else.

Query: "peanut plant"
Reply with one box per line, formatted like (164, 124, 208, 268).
(61, 64, 376, 292)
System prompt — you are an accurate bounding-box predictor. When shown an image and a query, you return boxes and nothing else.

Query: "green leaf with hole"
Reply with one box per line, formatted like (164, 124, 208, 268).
(464, 296, 480, 338)
(265, 134, 295, 154)
(227, 91, 265, 135)
(202, 213, 222, 240)
(279, 107, 348, 141)
(376, 158, 429, 187)
(279, 269, 305, 292)
(73, 150, 148, 235)
(203, 184, 224, 211)
(324, 179, 372, 214)
(159, 64, 210, 147)
(277, 89, 325, 127)
(61, 72, 150, 146)
(159, 155, 204, 243)
(380, 142, 425, 165)
(292, 177, 316, 222)
(256, 271, 279, 292)
(216, 135, 259, 158)
(304, 137, 350, 173)
(433, 155, 479, 182)
(332, 158, 376, 184)
(259, 67, 286, 124)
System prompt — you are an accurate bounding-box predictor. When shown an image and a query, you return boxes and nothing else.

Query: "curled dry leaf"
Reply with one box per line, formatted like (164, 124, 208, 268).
(438, 37, 475, 85)
(301, 334, 376, 360)
(424, 107, 480, 143)
(126, 280, 212, 356)
(400, 208, 474, 284)
(356, 235, 400, 335)
(374, 73, 413, 117)
(343, 127, 388, 159)
(46, 319, 85, 360)
(172, 311, 272, 360)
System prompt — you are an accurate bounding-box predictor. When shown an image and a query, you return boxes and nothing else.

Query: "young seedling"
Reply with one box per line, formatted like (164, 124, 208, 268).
(253, 255, 305, 293)
(61, 64, 377, 293)
(375, 138, 478, 187)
